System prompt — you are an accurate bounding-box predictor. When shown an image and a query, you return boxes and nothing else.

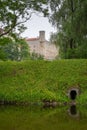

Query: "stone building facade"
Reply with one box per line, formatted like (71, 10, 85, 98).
(26, 31, 59, 60)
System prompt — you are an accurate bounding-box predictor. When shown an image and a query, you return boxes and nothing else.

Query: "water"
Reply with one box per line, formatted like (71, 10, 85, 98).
(0, 105, 87, 130)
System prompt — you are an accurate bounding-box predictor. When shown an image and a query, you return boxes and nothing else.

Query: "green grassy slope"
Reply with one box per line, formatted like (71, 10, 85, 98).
(0, 60, 87, 103)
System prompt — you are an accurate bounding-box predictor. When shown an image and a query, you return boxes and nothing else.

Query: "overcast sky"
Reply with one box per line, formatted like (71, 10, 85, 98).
(21, 14, 57, 40)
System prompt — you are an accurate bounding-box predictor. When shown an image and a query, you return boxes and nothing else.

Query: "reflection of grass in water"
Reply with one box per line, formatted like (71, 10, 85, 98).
(0, 106, 87, 130)
(78, 105, 87, 118)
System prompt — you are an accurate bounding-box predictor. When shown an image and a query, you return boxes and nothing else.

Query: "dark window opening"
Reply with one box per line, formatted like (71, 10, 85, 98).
(70, 90, 77, 100)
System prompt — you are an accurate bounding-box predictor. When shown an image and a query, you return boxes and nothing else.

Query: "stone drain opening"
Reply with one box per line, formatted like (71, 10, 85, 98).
(67, 87, 80, 100)
(70, 90, 77, 100)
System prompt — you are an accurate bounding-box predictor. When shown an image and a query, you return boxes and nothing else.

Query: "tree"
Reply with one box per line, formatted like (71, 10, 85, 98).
(0, 37, 13, 60)
(50, 32, 59, 46)
(49, 0, 87, 58)
(0, 0, 48, 37)
(0, 37, 30, 61)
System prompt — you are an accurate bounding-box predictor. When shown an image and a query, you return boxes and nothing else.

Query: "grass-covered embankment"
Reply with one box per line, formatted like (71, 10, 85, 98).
(0, 60, 87, 104)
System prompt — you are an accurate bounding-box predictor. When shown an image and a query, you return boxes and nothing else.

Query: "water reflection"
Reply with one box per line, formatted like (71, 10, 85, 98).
(0, 105, 87, 130)
(43, 104, 56, 109)
(68, 105, 79, 118)
(70, 105, 77, 115)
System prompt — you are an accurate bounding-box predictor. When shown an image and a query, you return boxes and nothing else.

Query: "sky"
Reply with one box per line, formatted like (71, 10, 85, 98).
(21, 14, 57, 41)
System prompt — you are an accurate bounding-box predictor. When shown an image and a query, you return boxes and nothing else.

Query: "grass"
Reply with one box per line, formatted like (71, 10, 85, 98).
(0, 59, 87, 103)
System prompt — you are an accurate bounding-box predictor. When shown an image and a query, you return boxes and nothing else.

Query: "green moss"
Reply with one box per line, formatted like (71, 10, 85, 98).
(0, 59, 87, 103)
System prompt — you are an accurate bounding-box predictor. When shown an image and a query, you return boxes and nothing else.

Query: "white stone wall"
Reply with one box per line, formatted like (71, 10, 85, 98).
(27, 40, 59, 60)
(26, 31, 59, 60)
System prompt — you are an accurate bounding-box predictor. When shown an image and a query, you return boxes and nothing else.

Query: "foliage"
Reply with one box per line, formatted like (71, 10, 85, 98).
(50, 32, 59, 46)
(30, 52, 44, 60)
(0, 0, 49, 37)
(0, 37, 30, 61)
(0, 37, 13, 45)
(0, 60, 87, 103)
(49, 0, 87, 59)
(0, 37, 13, 60)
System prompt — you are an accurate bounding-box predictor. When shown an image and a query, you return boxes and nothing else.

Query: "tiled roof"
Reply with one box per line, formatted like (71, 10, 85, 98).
(26, 38, 39, 41)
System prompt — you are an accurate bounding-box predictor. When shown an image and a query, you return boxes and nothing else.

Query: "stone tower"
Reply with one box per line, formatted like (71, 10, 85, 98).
(39, 31, 45, 42)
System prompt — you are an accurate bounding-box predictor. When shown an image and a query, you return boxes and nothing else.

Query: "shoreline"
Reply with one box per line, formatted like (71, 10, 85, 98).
(0, 100, 78, 107)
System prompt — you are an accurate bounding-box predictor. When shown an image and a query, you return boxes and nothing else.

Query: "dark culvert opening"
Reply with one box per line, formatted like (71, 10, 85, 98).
(70, 90, 77, 100)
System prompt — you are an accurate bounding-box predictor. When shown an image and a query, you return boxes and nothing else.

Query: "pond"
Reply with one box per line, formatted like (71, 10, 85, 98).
(0, 105, 87, 130)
